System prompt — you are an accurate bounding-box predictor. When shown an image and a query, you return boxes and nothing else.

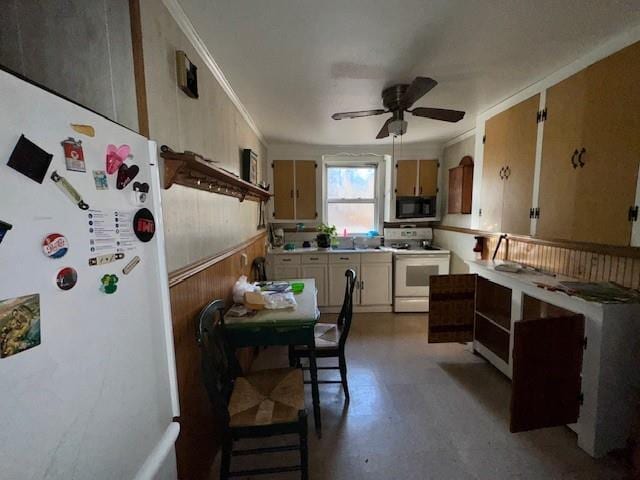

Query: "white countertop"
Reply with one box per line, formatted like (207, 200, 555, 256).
(268, 246, 449, 255)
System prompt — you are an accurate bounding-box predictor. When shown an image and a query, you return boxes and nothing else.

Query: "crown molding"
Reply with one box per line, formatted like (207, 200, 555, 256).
(443, 128, 476, 148)
(162, 0, 266, 145)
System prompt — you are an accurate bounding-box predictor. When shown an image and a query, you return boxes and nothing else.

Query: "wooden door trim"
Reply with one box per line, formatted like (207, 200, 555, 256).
(169, 231, 267, 287)
(129, 0, 149, 137)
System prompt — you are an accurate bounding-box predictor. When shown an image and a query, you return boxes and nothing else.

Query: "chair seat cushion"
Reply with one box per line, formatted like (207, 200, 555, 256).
(228, 368, 304, 427)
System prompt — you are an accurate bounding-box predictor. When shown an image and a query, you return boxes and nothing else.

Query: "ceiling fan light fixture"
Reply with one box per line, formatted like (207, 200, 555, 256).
(388, 119, 407, 137)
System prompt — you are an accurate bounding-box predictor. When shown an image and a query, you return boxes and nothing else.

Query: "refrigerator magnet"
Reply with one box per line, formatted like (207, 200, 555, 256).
(0, 221, 13, 245)
(7, 134, 53, 184)
(100, 274, 119, 294)
(70, 124, 95, 138)
(117, 164, 139, 190)
(122, 256, 141, 275)
(61, 137, 86, 172)
(42, 233, 69, 259)
(133, 208, 155, 242)
(89, 253, 125, 267)
(93, 170, 108, 190)
(56, 267, 78, 291)
(50, 171, 89, 210)
(132, 182, 149, 204)
(105, 144, 130, 174)
(0, 293, 41, 358)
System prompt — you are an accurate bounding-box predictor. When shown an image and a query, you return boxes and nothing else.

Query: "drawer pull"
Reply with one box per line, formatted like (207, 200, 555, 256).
(339, 257, 349, 260)
(282, 258, 291, 262)
(310, 257, 318, 260)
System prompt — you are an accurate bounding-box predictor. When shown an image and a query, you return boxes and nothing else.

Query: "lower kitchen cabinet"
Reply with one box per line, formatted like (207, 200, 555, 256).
(274, 265, 301, 279)
(301, 264, 328, 306)
(427, 261, 640, 458)
(360, 263, 392, 306)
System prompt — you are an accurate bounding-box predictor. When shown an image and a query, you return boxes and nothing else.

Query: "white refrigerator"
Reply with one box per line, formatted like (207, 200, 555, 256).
(0, 69, 180, 479)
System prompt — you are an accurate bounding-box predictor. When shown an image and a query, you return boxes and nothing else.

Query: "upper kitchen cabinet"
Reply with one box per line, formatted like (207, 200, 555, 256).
(537, 41, 640, 245)
(480, 94, 540, 234)
(272, 160, 318, 220)
(395, 159, 439, 197)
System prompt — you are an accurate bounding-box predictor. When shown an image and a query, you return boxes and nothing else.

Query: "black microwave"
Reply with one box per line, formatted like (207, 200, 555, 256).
(396, 196, 437, 218)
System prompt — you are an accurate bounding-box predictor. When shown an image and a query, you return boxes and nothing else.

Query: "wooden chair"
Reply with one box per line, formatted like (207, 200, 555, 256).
(289, 269, 356, 400)
(196, 299, 309, 479)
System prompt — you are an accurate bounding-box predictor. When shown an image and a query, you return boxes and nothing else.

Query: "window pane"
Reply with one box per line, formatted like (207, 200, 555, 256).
(327, 167, 375, 199)
(327, 203, 375, 234)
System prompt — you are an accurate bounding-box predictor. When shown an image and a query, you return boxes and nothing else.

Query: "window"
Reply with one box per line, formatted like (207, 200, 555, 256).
(325, 165, 378, 234)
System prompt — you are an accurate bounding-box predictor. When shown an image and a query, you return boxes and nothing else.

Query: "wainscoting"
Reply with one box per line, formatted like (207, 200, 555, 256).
(168, 231, 267, 480)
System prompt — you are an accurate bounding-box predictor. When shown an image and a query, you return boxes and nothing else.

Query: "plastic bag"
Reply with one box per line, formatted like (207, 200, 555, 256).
(263, 292, 297, 310)
(233, 275, 258, 304)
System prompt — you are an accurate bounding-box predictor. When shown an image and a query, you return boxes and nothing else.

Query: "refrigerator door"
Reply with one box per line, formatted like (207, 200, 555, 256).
(0, 69, 178, 479)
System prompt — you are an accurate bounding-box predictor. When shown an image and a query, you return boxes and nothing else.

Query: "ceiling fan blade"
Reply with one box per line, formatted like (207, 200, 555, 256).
(400, 77, 438, 109)
(410, 107, 465, 122)
(331, 109, 387, 120)
(376, 117, 392, 139)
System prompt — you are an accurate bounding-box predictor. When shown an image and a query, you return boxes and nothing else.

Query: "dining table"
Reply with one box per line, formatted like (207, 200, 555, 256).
(222, 278, 323, 436)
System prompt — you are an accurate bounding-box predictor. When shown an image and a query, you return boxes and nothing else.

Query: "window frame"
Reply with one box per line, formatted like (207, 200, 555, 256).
(322, 155, 386, 235)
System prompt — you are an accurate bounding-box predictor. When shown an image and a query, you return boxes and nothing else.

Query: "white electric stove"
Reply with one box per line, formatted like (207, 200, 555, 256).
(384, 227, 451, 312)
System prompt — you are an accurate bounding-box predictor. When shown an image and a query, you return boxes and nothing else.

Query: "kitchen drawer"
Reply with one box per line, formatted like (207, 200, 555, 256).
(272, 255, 301, 265)
(329, 253, 361, 264)
(361, 252, 392, 263)
(475, 314, 510, 363)
(301, 253, 328, 264)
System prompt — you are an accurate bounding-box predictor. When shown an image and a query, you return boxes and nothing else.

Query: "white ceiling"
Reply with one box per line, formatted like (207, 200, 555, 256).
(178, 0, 640, 146)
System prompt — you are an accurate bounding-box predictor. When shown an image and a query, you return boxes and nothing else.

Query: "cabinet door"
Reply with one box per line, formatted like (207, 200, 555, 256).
(510, 314, 584, 433)
(272, 160, 295, 219)
(301, 265, 327, 306)
(273, 265, 301, 280)
(573, 41, 640, 245)
(537, 70, 587, 241)
(360, 263, 392, 306)
(418, 159, 438, 197)
(329, 264, 360, 306)
(295, 160, 317, 220)
(500, 94, 539, 235)
(480, 115, 506, 231)
(427, 274, 476, 343)
(396, 160, 418, 196)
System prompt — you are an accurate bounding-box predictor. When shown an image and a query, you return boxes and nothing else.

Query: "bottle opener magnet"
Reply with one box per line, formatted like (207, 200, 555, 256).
(89, 253, 125, 266)
(50, 171, 89, 210)
(122, 256, 141, 275)
(0, 220, 12, 245)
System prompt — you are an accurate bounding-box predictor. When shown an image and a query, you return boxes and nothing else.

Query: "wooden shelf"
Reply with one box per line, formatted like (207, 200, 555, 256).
(160, 148, 271, 203)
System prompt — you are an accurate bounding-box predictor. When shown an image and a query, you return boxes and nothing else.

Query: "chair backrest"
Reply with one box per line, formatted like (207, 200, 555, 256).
(195, 299, 233, 423)
(252, 256, 267, 282)
(337, 269, 357, 348)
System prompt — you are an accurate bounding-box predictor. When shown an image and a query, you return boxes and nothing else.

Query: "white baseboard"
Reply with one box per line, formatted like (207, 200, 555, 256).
(319, 305, 393, 314)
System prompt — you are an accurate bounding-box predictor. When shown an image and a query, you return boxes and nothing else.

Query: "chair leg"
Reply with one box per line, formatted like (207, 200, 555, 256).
(220, 431, 232, 480)
(339, 352, 350, 401)
(299, 410, 309, 480)
(288, 345, 296, 367)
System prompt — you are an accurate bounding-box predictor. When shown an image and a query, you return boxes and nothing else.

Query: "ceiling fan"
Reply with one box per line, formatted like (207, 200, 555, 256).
(331, 77, 465, 139)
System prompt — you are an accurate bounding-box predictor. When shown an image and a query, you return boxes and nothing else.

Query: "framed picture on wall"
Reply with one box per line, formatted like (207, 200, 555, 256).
(176, 51, 199, 99)
(242, 149, 258, 184)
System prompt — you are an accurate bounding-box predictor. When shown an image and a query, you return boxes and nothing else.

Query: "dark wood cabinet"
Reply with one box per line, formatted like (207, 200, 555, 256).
(428, 274, 585, 434)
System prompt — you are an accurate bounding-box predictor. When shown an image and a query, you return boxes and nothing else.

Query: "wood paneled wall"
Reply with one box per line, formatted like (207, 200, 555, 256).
(487, 236, 640, 289)
(168, 231, 267, 480)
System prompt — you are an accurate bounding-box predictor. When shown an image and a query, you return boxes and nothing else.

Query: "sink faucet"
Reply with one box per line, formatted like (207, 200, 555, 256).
(351, 237, 357, 250)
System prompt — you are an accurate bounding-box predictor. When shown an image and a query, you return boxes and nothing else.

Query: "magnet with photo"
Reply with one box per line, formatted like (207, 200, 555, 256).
(132, 182, 149, 204)
(56, 267, 77, 291)
(61, 137, 86, 172)
(93, 170, 109, 190)
(0, 293, 41, 358)
(42, 233, 69, 259)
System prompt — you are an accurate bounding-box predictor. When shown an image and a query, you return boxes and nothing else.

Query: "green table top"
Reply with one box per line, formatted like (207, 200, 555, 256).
(224, 278, 320, 329)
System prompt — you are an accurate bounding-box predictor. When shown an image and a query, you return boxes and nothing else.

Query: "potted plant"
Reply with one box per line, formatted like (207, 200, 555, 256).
(316, 223, 337, 249)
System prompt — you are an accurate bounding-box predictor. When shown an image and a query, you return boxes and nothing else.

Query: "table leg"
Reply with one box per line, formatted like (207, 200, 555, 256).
(307, 341, 322, 437)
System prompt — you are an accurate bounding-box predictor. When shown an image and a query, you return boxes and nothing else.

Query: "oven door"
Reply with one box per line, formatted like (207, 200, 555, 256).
(394, 254, 450, 297)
